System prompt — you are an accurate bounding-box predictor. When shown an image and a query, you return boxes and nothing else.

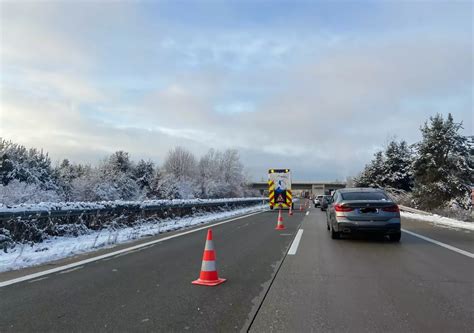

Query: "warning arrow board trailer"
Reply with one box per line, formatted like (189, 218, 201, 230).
(268, 169, 293, 210)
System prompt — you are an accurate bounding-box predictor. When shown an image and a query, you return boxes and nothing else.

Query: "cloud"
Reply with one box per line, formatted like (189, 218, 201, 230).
(215, 101, 256, 114)
(1, 1, 472, 181)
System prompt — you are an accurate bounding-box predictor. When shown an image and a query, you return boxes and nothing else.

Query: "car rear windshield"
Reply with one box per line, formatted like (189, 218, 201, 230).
(341, 192, 388, 201)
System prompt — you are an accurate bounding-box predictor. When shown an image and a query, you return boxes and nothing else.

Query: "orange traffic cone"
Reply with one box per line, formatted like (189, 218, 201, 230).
(275, 208, 285, 230)
(288, 205, 293, 216)
(192, 229, 226, 286)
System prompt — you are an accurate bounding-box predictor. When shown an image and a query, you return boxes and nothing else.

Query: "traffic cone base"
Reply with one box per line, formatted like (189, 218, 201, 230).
(192, 277, 226, 286)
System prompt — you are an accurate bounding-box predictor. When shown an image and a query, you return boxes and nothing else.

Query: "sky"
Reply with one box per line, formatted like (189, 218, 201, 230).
(1, 0, 472, 182)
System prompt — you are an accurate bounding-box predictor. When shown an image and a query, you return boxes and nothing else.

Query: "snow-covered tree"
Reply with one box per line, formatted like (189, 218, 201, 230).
(161, 147, 197, 199)
(93, 151, 139, 201)
(148, 169, 181, 199)
(197, 149, 224, 198)
(412, 114, 473, 210)
(354, 140, 414, 191)
(196, 148, 247, 198)
(220, 149, 245, 197)
(1, 138, 254, 203)
(354, 151, 386, 188)
(134, 159, 155, 195)
(69, 151, 140, 202)
(382, 140, 414, 191)
(0, 139, 59, 191)
(0, 180, 61, 205)
(163, 147, 197, 180)
(55, 159, 89, 200)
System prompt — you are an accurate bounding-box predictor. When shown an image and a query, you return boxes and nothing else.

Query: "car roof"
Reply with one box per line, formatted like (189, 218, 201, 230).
(337, 187, 385, 193)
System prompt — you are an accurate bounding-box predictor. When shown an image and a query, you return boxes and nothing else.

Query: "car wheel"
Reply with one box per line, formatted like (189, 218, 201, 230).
(331, 227, 340, 239)
(389, 232, 401, 242)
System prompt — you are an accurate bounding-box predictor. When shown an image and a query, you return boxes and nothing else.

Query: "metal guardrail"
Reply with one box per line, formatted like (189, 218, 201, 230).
(398, 205, 432, 216)
(0, 198, 269, 221)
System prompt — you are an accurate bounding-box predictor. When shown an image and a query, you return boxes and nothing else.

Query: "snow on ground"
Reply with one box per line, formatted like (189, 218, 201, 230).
(401, 211, 474, 231)
(0, 204, 267, 273)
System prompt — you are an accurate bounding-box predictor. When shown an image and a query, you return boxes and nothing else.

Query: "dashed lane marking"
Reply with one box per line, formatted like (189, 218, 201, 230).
(58, 266, 84, 274)
(28, 277, 49, 283)
(288, 229, 304, 255)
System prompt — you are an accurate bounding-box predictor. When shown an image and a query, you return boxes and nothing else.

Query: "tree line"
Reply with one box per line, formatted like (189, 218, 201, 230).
(353, 113, 473, 211)
(0, 142, 256, 205)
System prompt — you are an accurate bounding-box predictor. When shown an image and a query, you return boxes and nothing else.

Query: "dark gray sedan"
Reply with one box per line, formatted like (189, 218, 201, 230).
(320, 195, 332, 211)
(326, 188, 401, 241)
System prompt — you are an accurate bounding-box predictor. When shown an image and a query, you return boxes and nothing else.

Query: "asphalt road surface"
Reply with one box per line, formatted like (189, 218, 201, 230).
(1, 200, 473, 332)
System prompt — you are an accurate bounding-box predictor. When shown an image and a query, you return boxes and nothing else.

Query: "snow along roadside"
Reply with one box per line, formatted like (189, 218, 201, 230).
(0, 204, 267, 273)
(401, 211, 474, 231)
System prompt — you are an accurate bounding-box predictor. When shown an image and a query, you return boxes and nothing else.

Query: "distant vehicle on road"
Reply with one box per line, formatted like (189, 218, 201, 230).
(314, 195, 323, 207)
(320, 195, 332, 211)
(326, 188, 401, 241)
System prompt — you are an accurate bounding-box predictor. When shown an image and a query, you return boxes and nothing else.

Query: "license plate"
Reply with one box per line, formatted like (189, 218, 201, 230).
(358, 208, 378, 214)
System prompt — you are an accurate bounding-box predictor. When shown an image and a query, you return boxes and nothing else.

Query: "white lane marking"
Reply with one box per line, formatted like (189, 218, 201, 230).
(288, 229, 304, 255)
(113, 252, 132, 259)
(305, 211, 309, 216)
(0, 210, 265, 288)
(402, 228, 474, 259)
(58, 266, 83, 274)
(28, 277, 49, 283)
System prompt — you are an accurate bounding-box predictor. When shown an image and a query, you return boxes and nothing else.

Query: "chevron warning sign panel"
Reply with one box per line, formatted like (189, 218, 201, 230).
(268, 169, 292, 209)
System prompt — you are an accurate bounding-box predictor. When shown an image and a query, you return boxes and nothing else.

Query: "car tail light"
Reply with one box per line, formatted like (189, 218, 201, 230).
(334, 204, 354, 212)
(382, 205, 400, 212)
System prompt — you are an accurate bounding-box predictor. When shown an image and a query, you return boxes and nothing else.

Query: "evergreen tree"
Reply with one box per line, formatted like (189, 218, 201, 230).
(354, 151, 385, 188)
(134, 159, 155, 194)
(148, 169, 181, 199)
(94, 151, 139, 201)
(383, 140, 414, 191)
(0, 138, 58, 191)
(412, 113, 473, 209)
(107, 151, 134, 175)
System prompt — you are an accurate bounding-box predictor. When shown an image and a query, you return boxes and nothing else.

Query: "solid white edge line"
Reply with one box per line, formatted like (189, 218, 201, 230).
(0, 210, 265, 288)
(288, 229, 304, 255)
(401, 228, 474, 259)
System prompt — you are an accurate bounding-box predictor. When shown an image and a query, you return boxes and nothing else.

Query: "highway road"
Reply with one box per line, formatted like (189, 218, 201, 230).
(1, 199, 473, 332)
